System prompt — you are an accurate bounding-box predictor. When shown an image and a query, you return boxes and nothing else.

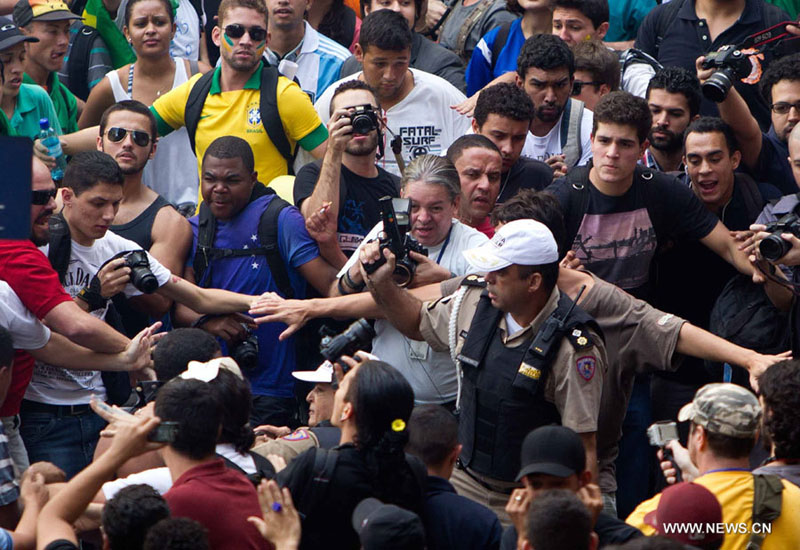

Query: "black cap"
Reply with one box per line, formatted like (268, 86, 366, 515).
(352, 498, 425, 550)
(516, 425, 586, 481)
(0, 18, 39, 51)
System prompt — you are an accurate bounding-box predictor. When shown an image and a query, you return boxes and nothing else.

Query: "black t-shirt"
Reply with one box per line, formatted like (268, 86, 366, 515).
(45, 541, 78, 550)
(548, 165, 719, 299)
(294, 160, 400, 256)
(497, 157, 553, 204)
(277, 444, 424, 550)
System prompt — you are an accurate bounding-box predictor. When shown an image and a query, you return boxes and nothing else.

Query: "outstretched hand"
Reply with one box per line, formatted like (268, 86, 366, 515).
(248, 480, 301, 550)
(249, 296, 311, 340)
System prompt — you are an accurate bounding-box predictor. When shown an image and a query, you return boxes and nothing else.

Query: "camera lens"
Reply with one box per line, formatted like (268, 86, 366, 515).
(131, 270, 159, 293)
(702, 68, 734, 103)
(351, 114, 376, 135)
(759, 235, 791, 263)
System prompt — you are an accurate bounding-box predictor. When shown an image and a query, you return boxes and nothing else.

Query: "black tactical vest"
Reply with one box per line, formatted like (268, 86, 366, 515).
(457, 289, 601, 482)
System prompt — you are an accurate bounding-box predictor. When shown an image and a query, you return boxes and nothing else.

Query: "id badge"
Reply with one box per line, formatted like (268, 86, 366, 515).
(408, 339, 429, 360)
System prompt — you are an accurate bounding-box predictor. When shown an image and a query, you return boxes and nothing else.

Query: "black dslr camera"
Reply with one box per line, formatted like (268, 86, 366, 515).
(759, 213, 800, 262)
(319, 318, 375, 368)
(106, 250, 159, 293)
(362, 196, 428, 287)
(230, 325, 259, 372)
(701, 21, 800, 102)
(349, 104, 379, 135)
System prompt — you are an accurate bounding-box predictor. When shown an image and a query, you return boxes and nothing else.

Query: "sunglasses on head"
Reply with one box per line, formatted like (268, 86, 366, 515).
(571, 80, 603, 96)
(224, 24, 267, 42)
(106, 127, 152, 147)
(31, 188, 57, 205)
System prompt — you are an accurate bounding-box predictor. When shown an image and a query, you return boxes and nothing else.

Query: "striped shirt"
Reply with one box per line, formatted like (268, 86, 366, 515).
(58, 20, 113, 97)
(265, 22, 350, 103)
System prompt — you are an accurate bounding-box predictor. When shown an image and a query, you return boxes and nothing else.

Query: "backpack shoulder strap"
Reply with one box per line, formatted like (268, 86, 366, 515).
(192, 201, 217, 286)
(561, 99, 584, 168)
(248, 450, 277, 478)
(47, 212, 72, 284)
(184, 70, 216, 153)
(454, 0, 494, 60)
(653, 0, 685, 59)
(563, 169, 591, 246)
(490, 21, 513, 72)
(301, 447, 339, 518)
(68, 25, 99, 101)
(749, 473, 784, 550)
(260, 66, 293, 163)
(258, 193, 295, 299)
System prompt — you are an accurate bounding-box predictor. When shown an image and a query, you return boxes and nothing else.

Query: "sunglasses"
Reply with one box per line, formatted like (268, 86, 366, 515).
(106, 127, 152, 147)
(571, 80, 603, 96)
(32, 188, 57, 205)
(224, 24, 267, 42)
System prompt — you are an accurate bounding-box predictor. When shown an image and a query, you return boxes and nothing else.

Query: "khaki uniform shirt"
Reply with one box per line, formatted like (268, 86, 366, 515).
(421, 278, 606, 434)
(252, 428, 320, 465)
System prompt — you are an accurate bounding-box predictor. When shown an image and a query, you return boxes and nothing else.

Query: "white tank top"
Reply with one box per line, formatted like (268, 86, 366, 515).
(106, 59, 199, 207)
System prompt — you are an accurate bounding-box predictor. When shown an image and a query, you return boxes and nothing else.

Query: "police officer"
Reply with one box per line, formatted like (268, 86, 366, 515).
(359, 218, 606, 524)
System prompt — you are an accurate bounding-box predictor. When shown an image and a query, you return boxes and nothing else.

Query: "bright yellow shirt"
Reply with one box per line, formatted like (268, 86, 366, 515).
(150, 63, 327, 203)
(627, 470, 800, 550)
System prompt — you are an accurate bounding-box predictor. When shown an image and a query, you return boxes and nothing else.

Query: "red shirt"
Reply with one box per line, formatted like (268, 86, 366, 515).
(474, 217, 495, 239)
(0, 240, 72, 415)
(165, 459, 269, 550)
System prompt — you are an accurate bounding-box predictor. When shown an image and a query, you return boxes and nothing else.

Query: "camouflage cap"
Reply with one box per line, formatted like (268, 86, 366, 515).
(677, 383, 761, 438)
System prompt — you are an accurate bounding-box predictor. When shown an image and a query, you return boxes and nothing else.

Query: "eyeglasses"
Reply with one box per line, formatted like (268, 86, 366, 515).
(571, 80, 603, 96)
(770, 101, 800, 115)
(224, 24, 267, 42)
(106, 127, 152, 147)
(31, 188, 57, 205)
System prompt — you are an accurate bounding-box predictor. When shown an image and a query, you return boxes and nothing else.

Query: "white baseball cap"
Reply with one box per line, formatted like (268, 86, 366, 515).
(462, 219, 559, 272)
(292, 361, 334, 384)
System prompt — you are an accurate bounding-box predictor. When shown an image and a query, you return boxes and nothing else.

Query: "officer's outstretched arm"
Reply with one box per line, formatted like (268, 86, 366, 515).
(359, 245, 426, 341)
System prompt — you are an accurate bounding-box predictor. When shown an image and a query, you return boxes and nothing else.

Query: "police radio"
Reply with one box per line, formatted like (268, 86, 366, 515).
(512, 285, 587, 394)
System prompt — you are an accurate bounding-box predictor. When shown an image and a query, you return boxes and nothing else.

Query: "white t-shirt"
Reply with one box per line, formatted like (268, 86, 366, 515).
(521, 104, 594, 167)
(0, 282, 50, 351)
(312, 68, 471, 177)
(100, 443, 257, 500)
(340, 219, 488, 403)
(27, 233, 171, 405)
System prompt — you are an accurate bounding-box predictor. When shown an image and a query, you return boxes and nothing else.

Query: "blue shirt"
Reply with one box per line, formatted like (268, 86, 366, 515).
(466, 18, 525, 97)
(605, 0, 656, 41)
(0, 528, 11, 550)
(189, 195, 320, 397)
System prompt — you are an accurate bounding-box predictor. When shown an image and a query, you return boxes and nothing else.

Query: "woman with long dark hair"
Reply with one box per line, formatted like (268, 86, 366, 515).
(278, 359, 425, 550)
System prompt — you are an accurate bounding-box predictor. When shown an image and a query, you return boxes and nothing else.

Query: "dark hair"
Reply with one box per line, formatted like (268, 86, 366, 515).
(758, 359, 800, 460)
(124, 0, 175, 27)
(0, 327, 13, 369)
(100, 100, 157, 142)
(446, 134, 500, 165)
(319, 0, 358, 48)
(691, 422, 755, 459)
(474, 82, 535, 126)
(154, 378, 221, 460)
(330, 79, 381, 115)
(646, 66, 702, 118)
(517, 34, 574, 80)
(517, 262, 560, 293)
(592, 91, 652, 144)
(358, 9, 412, 52)
(604, 537, 688, 550)
(345, 361, 420, 508)
(102, 484, 170, 550)
(63, 151, 124, 195)
(552, 0, 609, 28)
(217, 0, 268, 26)
(406, 405, 458, 468)
(203, 136, 255, 175)
(527, 490, 592, 550)
(760, 52, 800, 104)
(491, 190, 568, 260)
(684, 116, 739, 154)
(207, 369, 255, 454)
(572, 40, 620, 91)
(143, 518, 210, 550)
(360, 0, 423, 23)
(152, 328, 221, 382)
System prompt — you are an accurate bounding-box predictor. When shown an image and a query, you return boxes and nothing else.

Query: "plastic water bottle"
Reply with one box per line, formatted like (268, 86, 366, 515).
(38, 118, 67, 182)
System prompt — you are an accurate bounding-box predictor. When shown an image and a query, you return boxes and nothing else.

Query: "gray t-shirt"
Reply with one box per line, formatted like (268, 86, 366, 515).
(438, 0, 516, 61)
(753, 463, 800, 488)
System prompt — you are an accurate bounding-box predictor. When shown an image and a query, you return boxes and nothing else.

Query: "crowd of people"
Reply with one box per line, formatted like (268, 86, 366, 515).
(2, 0, 800, 546)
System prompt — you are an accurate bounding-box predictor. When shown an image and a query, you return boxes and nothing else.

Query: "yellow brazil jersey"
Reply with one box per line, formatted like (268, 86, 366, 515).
(626, 470, 800, 550)
(150, 62, 328, 203)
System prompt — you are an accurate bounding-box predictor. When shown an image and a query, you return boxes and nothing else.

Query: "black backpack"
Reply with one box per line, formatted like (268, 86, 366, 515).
(193, 185, 295, 299)
(66, 25, 100, 101)
(184, 64, 295, 171)
(219, 450, 276, 486)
